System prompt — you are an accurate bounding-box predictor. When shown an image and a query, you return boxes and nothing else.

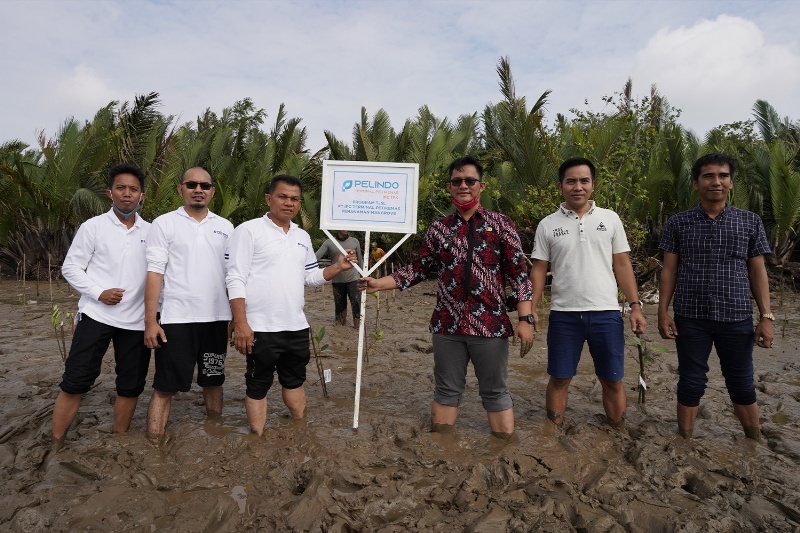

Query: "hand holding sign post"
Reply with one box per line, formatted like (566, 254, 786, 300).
(320, 161, 419, 429)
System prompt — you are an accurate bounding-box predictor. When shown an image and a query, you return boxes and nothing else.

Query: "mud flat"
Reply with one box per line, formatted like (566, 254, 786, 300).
(1, 278, 799, 532)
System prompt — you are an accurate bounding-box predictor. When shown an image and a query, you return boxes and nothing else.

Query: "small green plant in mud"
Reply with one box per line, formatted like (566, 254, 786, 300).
(310, 326, 330, 398)
(629, 335, 668, 405)
(51, 304, 72, 362)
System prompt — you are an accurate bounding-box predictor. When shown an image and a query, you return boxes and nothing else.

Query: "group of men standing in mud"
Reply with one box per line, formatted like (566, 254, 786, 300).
(51, 152, 774, 449)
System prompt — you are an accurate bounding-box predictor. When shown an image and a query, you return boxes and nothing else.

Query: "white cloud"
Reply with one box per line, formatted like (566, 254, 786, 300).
(1, 1, 799, 152)
(631, 15, 800, 132)
(47, 64, 119, 116)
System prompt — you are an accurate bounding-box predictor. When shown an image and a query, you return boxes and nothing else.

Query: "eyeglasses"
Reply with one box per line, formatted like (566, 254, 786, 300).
(449, 178, 481, 187)
(182, 181, 213, 190)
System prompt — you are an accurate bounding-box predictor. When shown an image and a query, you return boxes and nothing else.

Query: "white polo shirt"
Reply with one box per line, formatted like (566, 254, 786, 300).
(62, 209, 151, 330)
(226, 213, 327, 332)
(532, 202, 630, 311)
(146, 207, 233, 324)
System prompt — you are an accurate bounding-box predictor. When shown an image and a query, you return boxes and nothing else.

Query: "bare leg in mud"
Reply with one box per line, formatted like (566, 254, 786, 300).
(245, 396, 267, 436)
(147, 390, 174, 441)
(203, 385, 223, 417)
(599, 377, 626, 430)
(487, 408, 514, 438)
(431, 401, 457, 432)
(246, 387, 306, 437)
(52, 391, 83, 446)
(676, 402, 697, 439)
(546, 376, 571, 427)
(282, 386, 307, 419)
(733, 402, 761, 441)
(113, 396, 139, 433)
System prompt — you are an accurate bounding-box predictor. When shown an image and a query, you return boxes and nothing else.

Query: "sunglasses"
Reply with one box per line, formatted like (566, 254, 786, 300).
(182, 181, 213, 190)
(449, 178, 481, 187)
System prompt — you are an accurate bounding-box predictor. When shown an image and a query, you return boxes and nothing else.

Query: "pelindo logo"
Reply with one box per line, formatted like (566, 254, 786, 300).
(342, 179, 400, 192)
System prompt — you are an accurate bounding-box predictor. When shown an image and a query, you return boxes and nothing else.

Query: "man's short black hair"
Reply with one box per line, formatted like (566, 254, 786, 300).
(108, 163, 145, 189)
(448, 155, 483, 180)
(558, 157, 596, 183)
(270, 174, 303, 194)
(691, 153, 736, 181)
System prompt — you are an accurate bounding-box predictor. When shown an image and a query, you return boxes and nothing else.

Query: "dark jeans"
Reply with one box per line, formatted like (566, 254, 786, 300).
(333, 281, 361, 326)
(674, 315, 756, 407)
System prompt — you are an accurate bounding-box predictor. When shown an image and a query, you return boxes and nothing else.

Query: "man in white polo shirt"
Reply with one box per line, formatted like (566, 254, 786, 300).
(53, 163, 151, 448)
(144, 167, 233, 441)
(530, 157, 646, 430)
(226, 174, 357, 436)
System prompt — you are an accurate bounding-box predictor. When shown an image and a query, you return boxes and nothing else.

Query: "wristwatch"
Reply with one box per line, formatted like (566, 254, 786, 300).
(630, 300, 643, 308)
(519, 314, 535, 324)
(760, 313, 775, 321)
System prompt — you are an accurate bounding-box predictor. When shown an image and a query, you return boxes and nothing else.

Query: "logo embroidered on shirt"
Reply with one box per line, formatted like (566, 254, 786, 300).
(596, 223, 607, 231)
(212, 230, 229, 238)
(297, 242, 309, 252)
(552, 227, 569, 238)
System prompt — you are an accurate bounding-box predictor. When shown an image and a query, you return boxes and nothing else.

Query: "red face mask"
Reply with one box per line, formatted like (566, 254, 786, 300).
(451, 196, 480, 212)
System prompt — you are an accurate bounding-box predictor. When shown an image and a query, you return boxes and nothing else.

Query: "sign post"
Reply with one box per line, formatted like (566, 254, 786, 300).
(320, 160, 419, 430)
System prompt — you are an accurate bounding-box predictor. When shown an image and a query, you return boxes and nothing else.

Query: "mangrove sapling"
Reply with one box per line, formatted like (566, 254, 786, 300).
(630, 334, 668, 405)
(21, 254, 27, 311)
(309, 326, 329, 398)
(51, 304, 71, 362)
(364, 327, 384, 365)
(633, 334, 648, 404)
(373, 291, 381, 331)
(48, 256, 53, 304)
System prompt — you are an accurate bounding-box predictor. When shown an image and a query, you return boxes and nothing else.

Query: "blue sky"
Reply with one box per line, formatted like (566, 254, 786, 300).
(2, 0, 799, 153)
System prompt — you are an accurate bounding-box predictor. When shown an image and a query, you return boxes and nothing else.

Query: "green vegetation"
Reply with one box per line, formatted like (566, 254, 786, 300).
(2, 57, 799, 278)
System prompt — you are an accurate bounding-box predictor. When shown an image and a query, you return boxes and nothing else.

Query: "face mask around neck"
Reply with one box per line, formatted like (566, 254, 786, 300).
(113, 200, 142, 220)
(451, 196, 480, 212)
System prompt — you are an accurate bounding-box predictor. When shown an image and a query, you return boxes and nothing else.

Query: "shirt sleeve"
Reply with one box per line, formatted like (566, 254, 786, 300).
(315, 240, 330, 261)
(611, 213, 631, 255)
(499, 215, 533, 303)
(226, 224, 254, 300)
(748, 213, 772, 257)
(659, 216, 678, 254)
(146, 218, 170, 274)
(61, 221, 104, 301)
(355, 240, 363, 267)
(304, 235, 327, 287)
(531, 220, 550, 261)
(391, 225, 438, 290)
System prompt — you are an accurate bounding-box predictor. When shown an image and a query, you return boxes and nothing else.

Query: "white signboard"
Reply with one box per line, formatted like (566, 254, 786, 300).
(321, 160, 419, 234)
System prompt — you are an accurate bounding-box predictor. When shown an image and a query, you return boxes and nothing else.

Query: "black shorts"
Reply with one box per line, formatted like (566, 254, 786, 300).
(245, 329, 310, 400)
(60, 314, 151, 397)
(152, 321, 228, 392)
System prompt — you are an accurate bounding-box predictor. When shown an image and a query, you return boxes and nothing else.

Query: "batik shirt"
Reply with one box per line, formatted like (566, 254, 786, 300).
(392, 206, 532, 337)
(659, 204, 771, 322)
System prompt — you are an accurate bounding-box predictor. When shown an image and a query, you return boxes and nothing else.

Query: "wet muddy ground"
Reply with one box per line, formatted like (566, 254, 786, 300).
(1, 278, 799, 532)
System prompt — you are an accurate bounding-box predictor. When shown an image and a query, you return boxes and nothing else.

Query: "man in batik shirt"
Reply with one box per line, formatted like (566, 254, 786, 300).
(360, 156, 533, 437)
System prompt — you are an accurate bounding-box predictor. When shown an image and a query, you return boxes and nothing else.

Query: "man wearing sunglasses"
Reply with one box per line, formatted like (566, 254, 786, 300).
(143, 167, 234, 441)
(530, 157, 646, 432)
(359, 156, 534, 438)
